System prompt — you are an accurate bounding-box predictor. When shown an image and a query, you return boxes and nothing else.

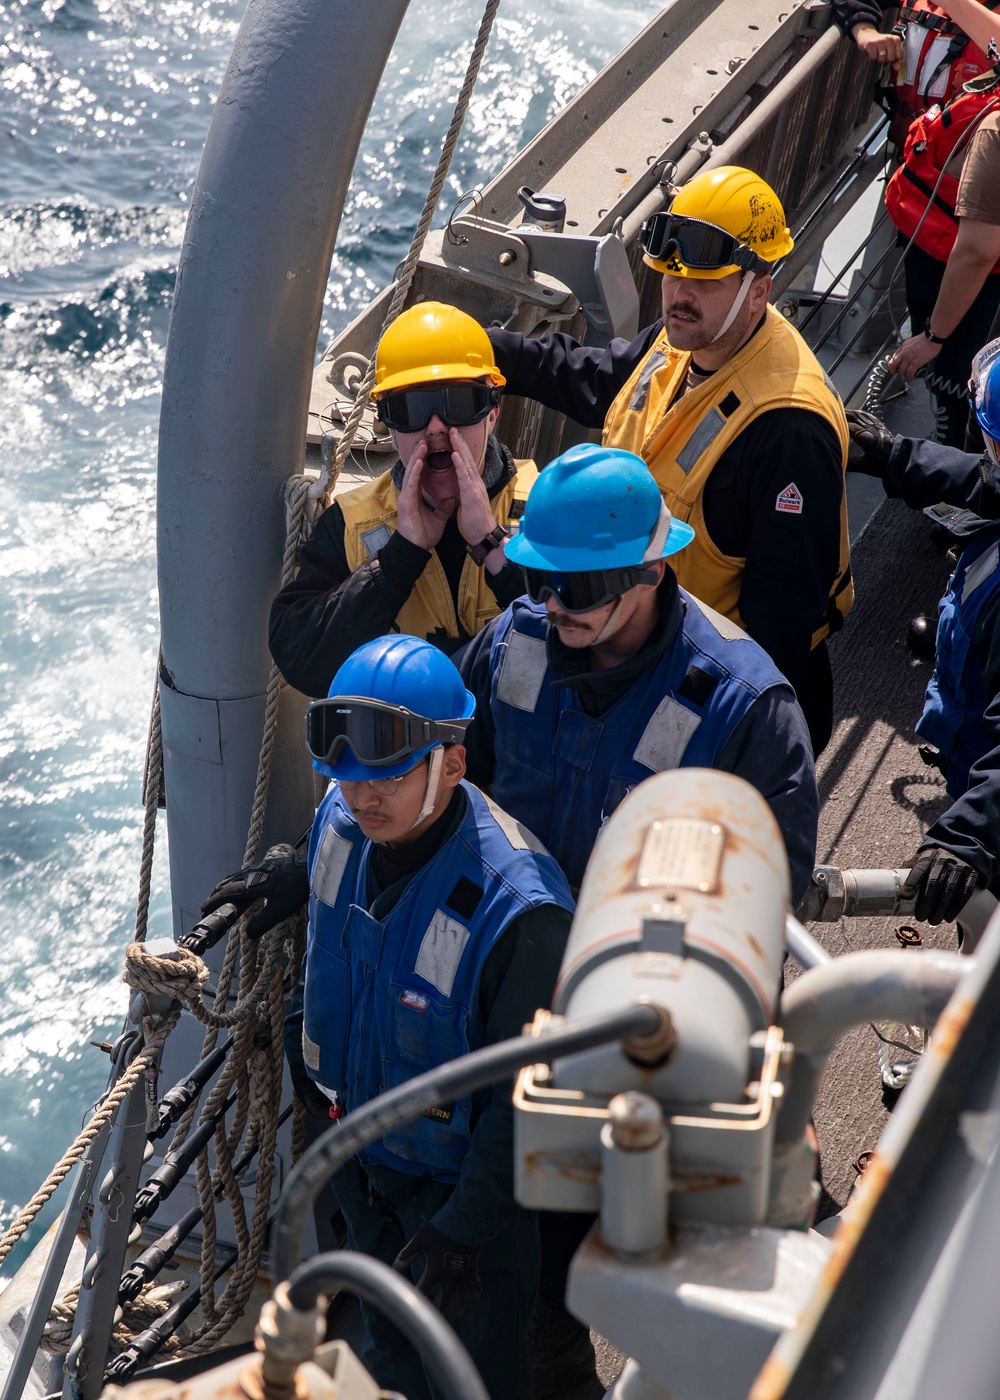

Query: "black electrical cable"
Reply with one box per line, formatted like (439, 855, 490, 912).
(271, 1000, 664, 1283)
(287, 1253, 490, 1400)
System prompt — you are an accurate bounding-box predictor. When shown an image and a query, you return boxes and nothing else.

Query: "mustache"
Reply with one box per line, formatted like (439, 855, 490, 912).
(667, 303, 702, 319)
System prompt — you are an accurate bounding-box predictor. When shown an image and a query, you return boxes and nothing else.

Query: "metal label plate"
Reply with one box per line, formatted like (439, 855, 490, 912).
(635, 818, 725, 892)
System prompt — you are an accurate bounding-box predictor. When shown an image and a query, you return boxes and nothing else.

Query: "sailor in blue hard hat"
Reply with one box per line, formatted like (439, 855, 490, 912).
(458, 442, 818, 1394)
(845, 338, 1000, 927)
(203, 635, 574, 1400)
(461, 441, 818, 900)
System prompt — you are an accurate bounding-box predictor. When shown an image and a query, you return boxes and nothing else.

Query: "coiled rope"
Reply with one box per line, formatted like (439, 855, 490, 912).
(0, 0, 502, 1366)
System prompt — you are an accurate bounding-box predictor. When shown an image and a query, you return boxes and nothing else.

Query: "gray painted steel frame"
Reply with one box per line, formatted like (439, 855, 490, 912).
(156, 0, 410, 933)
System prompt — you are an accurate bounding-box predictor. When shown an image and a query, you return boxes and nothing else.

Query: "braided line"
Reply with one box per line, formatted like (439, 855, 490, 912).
(312, 0, 502, 512)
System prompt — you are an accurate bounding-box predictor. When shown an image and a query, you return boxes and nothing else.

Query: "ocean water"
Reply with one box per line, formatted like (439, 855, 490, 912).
(0, 0, 662, 1273)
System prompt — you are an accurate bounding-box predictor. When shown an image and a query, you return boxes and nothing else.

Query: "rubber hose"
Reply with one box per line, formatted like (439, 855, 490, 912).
(288, 1252, 489, 1400)
(271, 1001, 662, 1283)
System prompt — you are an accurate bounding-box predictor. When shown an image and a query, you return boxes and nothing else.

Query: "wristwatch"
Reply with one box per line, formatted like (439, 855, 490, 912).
(465, 523, 509, 566)
(923, 318, 946, 345)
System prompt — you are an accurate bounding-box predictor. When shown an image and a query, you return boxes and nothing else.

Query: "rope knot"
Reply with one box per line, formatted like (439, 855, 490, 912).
(124, 941, 211, 1004)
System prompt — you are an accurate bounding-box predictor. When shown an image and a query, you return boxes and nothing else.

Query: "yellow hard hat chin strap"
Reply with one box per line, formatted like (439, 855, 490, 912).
(710, 269, 756, 344)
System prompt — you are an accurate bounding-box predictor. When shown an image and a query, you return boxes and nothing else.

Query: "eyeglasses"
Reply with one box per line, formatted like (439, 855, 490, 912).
(304, 697, 470, 767)
(523, 564, 660, 615)
(639, 212, 770, 275)
(374, 381, 501, 434)
(338, 774, 412, 797)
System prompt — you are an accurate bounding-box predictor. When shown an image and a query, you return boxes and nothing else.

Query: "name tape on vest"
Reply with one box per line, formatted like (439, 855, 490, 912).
(415, 909, 471, 997)
(775, 483, 804, 515)
(496, 629, 548, 712)
(312, 825, 354, 907)
(633, 696, 703, 772)
(962, 544, 1000, 604)
(361, 523, 393, 558)
(302, 1025, 321, 1071)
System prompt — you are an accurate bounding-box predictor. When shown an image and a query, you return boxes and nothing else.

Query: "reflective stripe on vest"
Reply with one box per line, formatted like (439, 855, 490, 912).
(488, 595, 787, 891)
(602, 307, 852, 643)
(916, 526, 1000, 797)
(885, 88, 1000, 270)
(338, 458, 537, 642)
(303, 780, 573, 1179)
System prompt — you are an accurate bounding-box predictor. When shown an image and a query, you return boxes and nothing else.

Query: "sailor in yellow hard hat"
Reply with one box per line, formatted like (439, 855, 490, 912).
(270, 301, 537, 698)
(487, 165, 852, 755)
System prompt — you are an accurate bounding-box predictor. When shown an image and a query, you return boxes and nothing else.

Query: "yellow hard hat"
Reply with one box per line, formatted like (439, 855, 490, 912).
(641, 165, 794, 280)
(371, 302, 506, 397)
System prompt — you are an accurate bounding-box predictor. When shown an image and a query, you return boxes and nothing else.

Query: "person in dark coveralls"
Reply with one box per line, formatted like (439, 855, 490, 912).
(269, 302, 534, 699)
(206, 635, 574, 1400)
(486, 165, 852, 755)
(458, 442, 819, 1397)
(848, 339, 1000, 925)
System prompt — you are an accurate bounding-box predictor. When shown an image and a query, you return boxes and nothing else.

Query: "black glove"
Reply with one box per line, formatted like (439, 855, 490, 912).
(394, 1224, 482, 1321)
(200, 838, 310, 940)
(902, 846, 981, 924)
(846, 408, 895, 477)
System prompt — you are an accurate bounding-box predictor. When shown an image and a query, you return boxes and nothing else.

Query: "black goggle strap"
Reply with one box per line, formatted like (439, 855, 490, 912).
(304, 698, 470, 765)
(641, 212, 770, 275)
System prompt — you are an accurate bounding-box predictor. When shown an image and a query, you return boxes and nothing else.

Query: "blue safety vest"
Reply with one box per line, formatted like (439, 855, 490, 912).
(302, 780, 574, 1179)
(916, 524, 1000, 798)
(487, 595, 788, 890)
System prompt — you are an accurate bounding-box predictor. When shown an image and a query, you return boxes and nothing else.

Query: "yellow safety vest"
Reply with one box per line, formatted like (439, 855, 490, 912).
(339, 459, 537, 643)
(603, 306, 853, 645)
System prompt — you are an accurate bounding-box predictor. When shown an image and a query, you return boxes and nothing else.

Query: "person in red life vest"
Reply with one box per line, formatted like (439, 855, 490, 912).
(885, 39, 1000, 445)
(832, 1, 999, 145)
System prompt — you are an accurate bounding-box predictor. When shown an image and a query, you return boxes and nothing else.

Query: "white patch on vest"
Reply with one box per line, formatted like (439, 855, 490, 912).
(676, 408, 727, 474)
(775, 483, 803, 515)
(312, 826, 353, 907)
(483, 793, 548, 854)
(633, 696, 702, 772)
(361, 523, 393, 557)
(496, 630, 548, 712)
(414, 909, 471, 997)
(962, 544, 1000, 604)
(302, 1025, 321, 1072)
(686, 594, 749, 642)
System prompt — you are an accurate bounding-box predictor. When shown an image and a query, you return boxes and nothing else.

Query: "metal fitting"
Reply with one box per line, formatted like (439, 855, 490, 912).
(255, 1281, 326, 1400)
(622, 1000, 677, 1069)
(608, 1092, 664, 1151)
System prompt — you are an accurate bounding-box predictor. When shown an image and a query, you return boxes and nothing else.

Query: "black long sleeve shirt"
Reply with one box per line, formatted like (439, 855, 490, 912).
(269, 437, 528, 698)
(487, 323, 847, 749)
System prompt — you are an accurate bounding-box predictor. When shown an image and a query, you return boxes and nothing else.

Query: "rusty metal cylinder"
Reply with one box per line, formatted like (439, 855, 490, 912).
(552, 770, 788, 1105)
(600, 1092, 669, 1253)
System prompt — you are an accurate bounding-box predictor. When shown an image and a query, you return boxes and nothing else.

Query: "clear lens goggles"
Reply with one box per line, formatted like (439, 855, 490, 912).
(375, 381, 500, 434)
(304, 697, 469, 767)
(639, 212, 770, 274)
(523, 565, 659, 614)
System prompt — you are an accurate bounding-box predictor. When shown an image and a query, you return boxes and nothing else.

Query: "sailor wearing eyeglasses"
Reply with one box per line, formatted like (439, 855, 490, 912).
(269, 302, 535, 700)
(487, 166, 851, 757)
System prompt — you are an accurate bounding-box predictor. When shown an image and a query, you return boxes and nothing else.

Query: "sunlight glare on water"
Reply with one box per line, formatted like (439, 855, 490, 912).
(0, 0, 662, 1266)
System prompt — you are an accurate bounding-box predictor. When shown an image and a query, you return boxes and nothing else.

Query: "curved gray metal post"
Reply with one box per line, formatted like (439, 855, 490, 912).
(157, 0, 409, 933)
(776, 949, 969, 1145)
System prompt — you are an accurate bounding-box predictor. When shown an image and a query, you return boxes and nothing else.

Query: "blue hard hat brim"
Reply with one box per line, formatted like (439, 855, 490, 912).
(506, 516, 695, 572)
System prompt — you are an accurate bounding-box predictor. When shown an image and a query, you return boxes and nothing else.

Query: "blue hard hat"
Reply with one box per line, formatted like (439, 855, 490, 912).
(972, 337, 1000, 442)
(312, 635, 475, 782)
(505, 443, 695, 573)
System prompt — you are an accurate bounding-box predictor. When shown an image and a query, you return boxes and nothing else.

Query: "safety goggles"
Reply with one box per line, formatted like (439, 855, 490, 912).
(374, 381, 500, 434)
(639, 212, 770, 275)
(523, 565, 660, 615)
(304, 698, 470, 767)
